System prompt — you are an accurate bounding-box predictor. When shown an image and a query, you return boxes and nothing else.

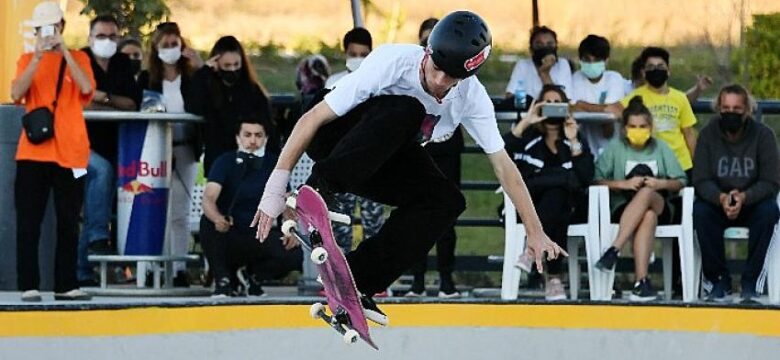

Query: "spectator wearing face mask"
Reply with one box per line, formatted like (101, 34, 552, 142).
(570, 34, 627, 158)
(186, 35, 273, 175)
(118, 37, 143, 79)
(138, 22, 203, 287)
(594, 96, 687, 301)
(693, 84, 779, 303)
(76, 15, 143, 286)
(325, 27, 372, 89)
(200, 120, 302, 298)
(505, 26, 572, 103)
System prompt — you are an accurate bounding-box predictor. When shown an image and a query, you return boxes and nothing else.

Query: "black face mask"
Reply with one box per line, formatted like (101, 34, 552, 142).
(532, 46, 557, 67)
(719, 112, 745, 134)
(219, 69, 240, 86)
(129, 59, 141, 74)
(644, 69, 669, 88)
(543, 117, 565, 126)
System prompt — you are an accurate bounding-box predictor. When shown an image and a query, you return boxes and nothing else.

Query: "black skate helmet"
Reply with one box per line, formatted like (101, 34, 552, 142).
(427, 10, 492, 79)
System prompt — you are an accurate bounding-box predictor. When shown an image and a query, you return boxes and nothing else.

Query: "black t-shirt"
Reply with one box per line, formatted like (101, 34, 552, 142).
(207, 151, 278, 229)
(82, 47, 142, 163)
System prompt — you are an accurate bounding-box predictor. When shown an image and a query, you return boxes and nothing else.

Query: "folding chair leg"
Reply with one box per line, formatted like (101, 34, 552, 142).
(663, 239, 673, 301)
(567, 238, 579, 300)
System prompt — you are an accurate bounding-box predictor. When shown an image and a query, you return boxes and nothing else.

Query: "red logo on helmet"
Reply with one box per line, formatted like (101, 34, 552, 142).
(464, 45, 491, 72)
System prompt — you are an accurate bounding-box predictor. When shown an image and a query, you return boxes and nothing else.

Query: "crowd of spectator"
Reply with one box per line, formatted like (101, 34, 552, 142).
(8, 2, 778, 303)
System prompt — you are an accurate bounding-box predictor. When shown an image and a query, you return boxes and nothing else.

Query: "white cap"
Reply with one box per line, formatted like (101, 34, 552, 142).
(26, 2, 64, 27)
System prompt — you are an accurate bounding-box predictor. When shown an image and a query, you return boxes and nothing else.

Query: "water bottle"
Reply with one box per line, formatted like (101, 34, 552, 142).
(513, 80, 526, 111)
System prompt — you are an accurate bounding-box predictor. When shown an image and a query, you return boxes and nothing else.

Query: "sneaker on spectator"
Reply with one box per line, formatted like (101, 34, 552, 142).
(54, 289, 92, 301)
(373, 291, 389, 298)
(740, 281, 759, 305)
(212, 277, 231, 298)
(21, 290, 42, 302)
(247, 274, 266, 297)
(405, 276, 426, 297)
(515, 251, 534, 273)
(544, 277, 567, 301)
(706, 277, 732, 303)
(438, 274, 461, 299)
(360, 293, 388, 326)
(173, 270, 191, 288)
(629, 278, 657, 302)
(595, 246, 619, 271)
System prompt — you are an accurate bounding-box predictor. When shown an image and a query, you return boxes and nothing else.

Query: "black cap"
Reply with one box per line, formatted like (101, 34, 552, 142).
(427, 10, 492, 79)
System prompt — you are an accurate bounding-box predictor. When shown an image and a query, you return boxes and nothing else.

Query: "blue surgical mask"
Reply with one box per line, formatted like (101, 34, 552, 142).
(580, 60, 606, 80)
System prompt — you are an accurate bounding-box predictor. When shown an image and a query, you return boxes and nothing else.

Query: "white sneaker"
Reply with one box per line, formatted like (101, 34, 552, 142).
(54, 289, 91, 301)
(21, 290, 42, 302)
(438, 290, 462, 299)
(544, 277, 567, 301)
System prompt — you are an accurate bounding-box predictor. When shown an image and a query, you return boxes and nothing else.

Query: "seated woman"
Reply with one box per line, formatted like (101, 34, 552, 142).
(200, 119, 302, 297)
(594, 96, 687, 301)
(505, 84, 594, 300)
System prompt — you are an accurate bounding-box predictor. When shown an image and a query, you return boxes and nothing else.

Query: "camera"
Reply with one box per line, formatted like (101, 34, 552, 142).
(541, 103, 569, 119)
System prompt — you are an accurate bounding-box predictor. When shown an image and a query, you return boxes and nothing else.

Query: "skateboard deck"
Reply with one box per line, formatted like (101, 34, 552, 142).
(284, 185, 378, 350)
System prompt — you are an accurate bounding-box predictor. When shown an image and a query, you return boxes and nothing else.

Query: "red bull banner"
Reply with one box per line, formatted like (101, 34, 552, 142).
(117, 122, 172, 255)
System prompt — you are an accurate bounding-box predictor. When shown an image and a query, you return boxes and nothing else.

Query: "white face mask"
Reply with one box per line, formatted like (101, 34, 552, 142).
(91, 38, 117, 59)
(346, 56, 365, 72)
(158, 47, 181, 65)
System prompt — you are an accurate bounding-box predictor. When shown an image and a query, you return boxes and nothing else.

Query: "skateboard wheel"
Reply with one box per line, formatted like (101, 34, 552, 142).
(309, 302, 325, 319)
(286, 196, 297, 209)
(281, 220, 297, 237)
(311, 247, 328, 265)
(343, 329, 359, 344)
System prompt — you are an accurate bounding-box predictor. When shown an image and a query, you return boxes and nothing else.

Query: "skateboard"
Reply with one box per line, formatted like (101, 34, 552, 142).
(281, 185, 379, 350)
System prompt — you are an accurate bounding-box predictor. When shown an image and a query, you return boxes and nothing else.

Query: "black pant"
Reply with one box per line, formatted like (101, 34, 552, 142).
(530, 187, 574, 275)
(200, 218, 302, 282)
(693, 198, 778, 288)
(307, 95, 466, 295)
(15, 161, 84, 292)
(410, 139, 462, 278)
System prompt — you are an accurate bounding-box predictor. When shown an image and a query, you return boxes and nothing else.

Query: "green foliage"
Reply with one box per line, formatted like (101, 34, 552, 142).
(739, 13, 780, 98)
(78, 0, 170, 39)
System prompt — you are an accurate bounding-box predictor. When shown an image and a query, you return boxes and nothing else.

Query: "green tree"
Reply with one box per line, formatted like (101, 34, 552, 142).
(79, 0, 170, 39)
(739, 13, 780, 98)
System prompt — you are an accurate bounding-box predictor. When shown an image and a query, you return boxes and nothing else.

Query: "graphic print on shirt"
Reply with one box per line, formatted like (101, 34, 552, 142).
(647, 103, 679, 133)
(625, 160, 658, 177)
(418, 113, 441, 143)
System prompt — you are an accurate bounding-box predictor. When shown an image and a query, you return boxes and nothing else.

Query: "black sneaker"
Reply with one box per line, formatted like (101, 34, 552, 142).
(596, 247, 619, 271)
(629, 277, 657, 302)
(740, 281, 759, 304)
(360, 294, 388, 326)
(707, 277, 732, 303)
(173, 271, 191, 288)
(212, 277, 231, 298)
(247, 274, 266, 297)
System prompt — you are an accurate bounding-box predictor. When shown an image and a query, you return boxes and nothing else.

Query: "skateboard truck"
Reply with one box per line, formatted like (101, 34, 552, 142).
(310, 303, 360, 344)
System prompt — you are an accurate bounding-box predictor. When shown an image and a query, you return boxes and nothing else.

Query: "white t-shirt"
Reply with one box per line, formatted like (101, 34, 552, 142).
(571, 70, 627, 158)
(162, 75, 187, 141)
(325, 70, 348, 89)
(324, 44, 504, 154)
(505, 58, 572, 100)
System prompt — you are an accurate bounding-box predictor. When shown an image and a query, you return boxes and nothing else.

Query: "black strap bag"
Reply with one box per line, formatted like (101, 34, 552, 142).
(22, 58, 66, 144)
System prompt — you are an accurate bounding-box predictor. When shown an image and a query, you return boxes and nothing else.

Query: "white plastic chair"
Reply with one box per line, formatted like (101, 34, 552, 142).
(500, 185, 604, 300)
(693, 193, 780, 304)
(597, 187, 697, 301)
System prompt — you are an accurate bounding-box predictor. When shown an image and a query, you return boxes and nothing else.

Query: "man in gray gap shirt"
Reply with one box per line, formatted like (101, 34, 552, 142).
(693, 84, 780, 303)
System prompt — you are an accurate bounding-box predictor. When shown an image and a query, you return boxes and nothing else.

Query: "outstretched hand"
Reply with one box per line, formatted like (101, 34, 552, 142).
(525, 232, 568, 273)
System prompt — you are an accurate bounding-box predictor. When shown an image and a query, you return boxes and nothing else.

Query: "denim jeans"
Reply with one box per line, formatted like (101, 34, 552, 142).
(77, 151, 114, 281)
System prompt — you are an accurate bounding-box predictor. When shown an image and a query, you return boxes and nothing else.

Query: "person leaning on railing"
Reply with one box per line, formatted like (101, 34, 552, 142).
(10, 2, 95, 302)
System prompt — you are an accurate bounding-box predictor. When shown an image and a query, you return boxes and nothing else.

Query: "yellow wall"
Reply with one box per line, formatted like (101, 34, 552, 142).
(0, 0, 64, 103)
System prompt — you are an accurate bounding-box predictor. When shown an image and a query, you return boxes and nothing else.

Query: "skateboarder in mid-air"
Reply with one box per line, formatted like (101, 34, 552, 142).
(252, 10, 567, 325)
